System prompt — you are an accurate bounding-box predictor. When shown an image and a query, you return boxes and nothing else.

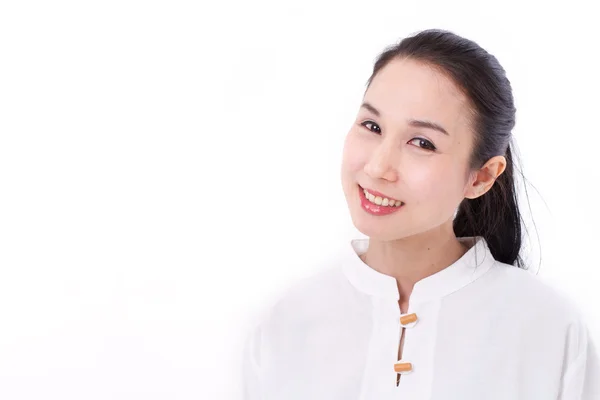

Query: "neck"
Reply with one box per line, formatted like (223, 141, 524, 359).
(359, 223, 469, 304)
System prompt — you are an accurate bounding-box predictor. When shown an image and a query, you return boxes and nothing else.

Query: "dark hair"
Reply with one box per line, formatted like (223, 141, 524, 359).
(365, 28, 535, 269)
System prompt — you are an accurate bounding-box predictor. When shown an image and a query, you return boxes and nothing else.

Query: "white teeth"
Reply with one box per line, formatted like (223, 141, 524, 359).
(363, 188, 402, 207)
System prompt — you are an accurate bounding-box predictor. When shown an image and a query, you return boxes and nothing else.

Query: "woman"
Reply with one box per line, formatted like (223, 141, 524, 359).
(241, 29, 599, 399)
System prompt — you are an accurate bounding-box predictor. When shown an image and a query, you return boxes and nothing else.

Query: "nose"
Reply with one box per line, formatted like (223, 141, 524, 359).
(364, 140, 399, 182)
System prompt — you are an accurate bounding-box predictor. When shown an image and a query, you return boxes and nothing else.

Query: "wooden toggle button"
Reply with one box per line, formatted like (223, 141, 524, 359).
(400, 313, 418, 326)
(393, 362, 413, 374)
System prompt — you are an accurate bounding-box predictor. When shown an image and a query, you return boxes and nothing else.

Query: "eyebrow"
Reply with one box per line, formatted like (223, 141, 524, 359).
(360, 101, 450, 136)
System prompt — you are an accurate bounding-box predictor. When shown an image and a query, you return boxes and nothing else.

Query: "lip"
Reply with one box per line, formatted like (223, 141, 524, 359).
(358, 184, 405, 216)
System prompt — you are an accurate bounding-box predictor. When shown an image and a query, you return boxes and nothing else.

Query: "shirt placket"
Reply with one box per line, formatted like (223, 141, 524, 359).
(357, 296, 403, 399)
(394, 299, 440, 399)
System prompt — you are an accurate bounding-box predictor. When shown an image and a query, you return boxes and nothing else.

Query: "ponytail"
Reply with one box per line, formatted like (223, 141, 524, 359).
(453, 143, 525, 269)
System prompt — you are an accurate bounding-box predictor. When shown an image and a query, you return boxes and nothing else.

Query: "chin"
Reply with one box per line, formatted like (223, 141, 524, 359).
(351, 215, 402, 242)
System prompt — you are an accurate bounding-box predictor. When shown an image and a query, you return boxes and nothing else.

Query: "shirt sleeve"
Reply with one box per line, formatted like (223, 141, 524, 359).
(559, 316, 600, 400)
(242, 324, 263, 400)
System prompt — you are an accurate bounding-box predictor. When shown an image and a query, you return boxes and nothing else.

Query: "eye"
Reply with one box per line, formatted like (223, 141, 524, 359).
(409, 138, 437, 152)
(360, 120, 381, 134)
(360, 121, 437, 152)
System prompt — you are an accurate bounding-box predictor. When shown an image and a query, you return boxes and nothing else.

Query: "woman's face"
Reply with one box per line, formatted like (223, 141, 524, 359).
(341, 58, 477, 241)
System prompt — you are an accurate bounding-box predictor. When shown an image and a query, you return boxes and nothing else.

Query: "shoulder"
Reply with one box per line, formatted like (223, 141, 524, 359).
(462, 260, 595, 368)
(268, 264, 353, 323)
(485, 259, 587, 326)
(249, 252, 362, 333)
(242, 264, 344, 353)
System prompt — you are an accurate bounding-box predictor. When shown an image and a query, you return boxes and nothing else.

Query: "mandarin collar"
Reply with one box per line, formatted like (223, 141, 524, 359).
(341, 236, 496, 303)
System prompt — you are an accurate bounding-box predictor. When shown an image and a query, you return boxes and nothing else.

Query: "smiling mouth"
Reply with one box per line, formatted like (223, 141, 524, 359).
(358, 184, 404, 207)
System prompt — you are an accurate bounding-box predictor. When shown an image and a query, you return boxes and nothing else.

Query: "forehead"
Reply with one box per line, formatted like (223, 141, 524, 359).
(364, 58, 472, 135)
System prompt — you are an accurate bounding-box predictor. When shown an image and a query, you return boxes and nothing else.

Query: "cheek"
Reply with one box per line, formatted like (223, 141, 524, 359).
(407, 164, 463, 205)
(341, 131, 369, 173)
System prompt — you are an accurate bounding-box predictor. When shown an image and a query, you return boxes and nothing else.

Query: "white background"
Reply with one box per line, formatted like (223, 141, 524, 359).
(1, 1, 598, 399)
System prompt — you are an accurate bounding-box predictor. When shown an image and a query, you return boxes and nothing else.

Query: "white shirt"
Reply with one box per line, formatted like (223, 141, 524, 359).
(242, 236, 600, 399)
